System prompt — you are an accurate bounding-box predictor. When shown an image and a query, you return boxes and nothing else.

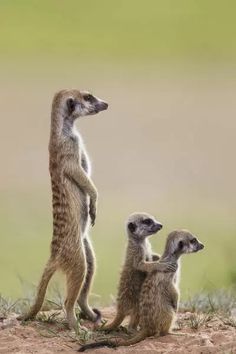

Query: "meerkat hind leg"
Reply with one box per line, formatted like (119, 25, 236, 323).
(65, 262, 86, 331)
(77, 237, 100, 322)
(128, 311, 139, 332)
(101, 311, 126, 332)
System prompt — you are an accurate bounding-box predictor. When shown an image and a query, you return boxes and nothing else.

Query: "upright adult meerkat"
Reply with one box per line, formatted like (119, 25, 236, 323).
(99, 213, 176, 332)
(21, 89, 108, 330)
(79, 229, 204, 351)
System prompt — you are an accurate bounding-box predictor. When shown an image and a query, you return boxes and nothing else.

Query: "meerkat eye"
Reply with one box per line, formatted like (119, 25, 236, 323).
(128, 222, 136, 233)
(143, 218, 153, 226)
(67, 98, 76, 114)
(190, 237, 197, 244)
(83, 94, 93, 102)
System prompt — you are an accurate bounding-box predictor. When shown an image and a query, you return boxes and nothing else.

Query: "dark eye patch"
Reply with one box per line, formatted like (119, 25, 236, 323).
(142, 218, 153, 226)
(83, 94, 93, 102)
(190, 237, 197, 244)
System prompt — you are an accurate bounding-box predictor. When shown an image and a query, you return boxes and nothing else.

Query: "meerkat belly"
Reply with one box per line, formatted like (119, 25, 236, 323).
(51, 177, 87, 251)
(151, 276, 177, 324)
(140, 274, 170, 323)
(65, 179, 89, 234)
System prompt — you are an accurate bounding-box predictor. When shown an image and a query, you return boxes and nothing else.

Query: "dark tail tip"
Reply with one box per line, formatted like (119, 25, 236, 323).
(78, 340, 114, 352)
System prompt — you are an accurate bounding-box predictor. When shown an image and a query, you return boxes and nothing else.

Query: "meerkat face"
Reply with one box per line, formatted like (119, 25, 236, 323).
(67, 91, 108, 119)
(53, 89, 108, 121)
(167, 230, 204, 256)
(127, 213, 163, 241)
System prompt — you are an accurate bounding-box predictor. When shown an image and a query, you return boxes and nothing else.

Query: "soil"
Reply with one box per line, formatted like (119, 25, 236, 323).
(0, 307, 236, 354)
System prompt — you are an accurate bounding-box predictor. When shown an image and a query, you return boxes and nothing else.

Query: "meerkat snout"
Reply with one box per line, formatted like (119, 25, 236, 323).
(94, 100, 108, 112)
(81, 91, 108, 115)
(195, 241, 204, 251)
(152, 222, 163, 233)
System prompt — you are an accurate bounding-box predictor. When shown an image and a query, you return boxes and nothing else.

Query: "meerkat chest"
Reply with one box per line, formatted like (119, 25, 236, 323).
(67, 134, 91, 174)
(143, 241, 153, 261)
(73, 132, 91, 176)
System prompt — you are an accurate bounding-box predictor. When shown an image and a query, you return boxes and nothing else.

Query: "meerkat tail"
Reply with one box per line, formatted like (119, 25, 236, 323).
(78, 330, 149, 352)
(20, 259, 56, 320)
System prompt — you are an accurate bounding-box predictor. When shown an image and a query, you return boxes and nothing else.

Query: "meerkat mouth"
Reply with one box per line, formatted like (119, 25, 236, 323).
(89, 105, 108, 115)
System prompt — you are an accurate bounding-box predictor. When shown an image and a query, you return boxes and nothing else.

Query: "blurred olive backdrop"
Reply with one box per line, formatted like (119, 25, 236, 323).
(0, 1, 236, 306)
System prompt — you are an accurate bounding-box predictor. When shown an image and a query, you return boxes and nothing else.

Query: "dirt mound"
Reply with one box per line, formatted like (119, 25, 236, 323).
(0, 308, 235, 354)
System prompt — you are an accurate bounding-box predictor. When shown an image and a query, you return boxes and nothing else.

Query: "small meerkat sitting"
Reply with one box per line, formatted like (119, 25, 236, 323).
(79, 229, 204, 351)
(100, 213, 176, 333)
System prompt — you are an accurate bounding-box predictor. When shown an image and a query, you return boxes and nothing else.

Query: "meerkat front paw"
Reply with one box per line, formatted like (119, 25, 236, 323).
(152, 253, 161, 261)
(89, 201, 97, 226)
(156, 262, 177, 273)
(163, 262, 178, 273)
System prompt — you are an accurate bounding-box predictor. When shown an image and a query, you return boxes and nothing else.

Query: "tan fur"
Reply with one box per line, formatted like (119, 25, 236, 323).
(79, 230, 204, 350)
(100, 213, 175, 332)
(20, 89, 108, 330)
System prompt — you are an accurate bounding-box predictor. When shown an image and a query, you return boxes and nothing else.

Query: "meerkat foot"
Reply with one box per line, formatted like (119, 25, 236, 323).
(17, 314, 33, 322)
(17, 309, 37, 322)
(79, 308, 101, 323)
(67, 315, 88, 333)
(92, 308, 102, 323)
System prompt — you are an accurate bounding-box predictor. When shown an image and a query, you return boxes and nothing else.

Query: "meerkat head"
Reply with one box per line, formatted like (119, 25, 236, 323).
(126, 212, 163, 241)
(165, 230, 204, 258)
(52, 89, 108, 121)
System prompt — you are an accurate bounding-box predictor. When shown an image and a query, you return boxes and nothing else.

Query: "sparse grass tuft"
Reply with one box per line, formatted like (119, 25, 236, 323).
(0, 294, 31, 318)
(180, 288, 236, 332)
(37, 311, 62, 324)
(180, 288, 236, 315)
(188, 313, 212, 330)
(220, 315, 236, 328)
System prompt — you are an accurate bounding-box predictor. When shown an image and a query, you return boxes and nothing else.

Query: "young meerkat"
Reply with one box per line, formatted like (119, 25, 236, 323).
(79, 229, 204, 351)
(20, 89, 108, 330)
(102, 213, 176, 333)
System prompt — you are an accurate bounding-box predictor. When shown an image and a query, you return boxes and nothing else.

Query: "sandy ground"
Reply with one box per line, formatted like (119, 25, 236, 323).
(0, 307, 236, 354)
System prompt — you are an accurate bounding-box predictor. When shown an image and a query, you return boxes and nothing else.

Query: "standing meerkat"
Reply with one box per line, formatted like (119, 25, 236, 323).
(97, 213, 176, 333)
(79, 229, 204, 350)
(20, 89, 108, 330)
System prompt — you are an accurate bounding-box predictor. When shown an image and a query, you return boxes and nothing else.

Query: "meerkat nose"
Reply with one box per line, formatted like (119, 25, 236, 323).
(101, 102, 108, 110)
(156, 223, 163, 231)
(198, 243, 204, 250)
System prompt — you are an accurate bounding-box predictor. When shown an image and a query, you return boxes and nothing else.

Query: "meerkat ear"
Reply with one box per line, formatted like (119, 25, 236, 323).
(128, 222, 136, 233)
(178, 240, 184, 250)
(67, 97, 76, 114)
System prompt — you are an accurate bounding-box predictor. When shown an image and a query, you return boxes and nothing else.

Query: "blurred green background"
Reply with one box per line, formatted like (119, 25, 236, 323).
(0, 0, 236, 306)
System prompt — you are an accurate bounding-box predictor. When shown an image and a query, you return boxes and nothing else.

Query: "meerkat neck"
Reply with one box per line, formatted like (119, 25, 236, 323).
(50, 104, 77, 146)
(62, 117, 75, 137)
(128, 235, 147, 247)
(50, 102, 65, 140)
(161, 250, 180, 264)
